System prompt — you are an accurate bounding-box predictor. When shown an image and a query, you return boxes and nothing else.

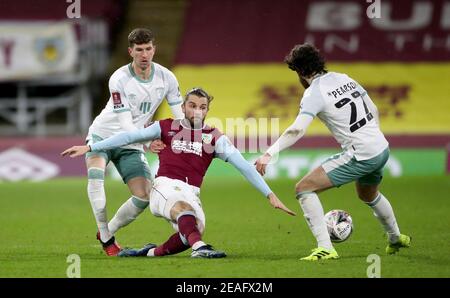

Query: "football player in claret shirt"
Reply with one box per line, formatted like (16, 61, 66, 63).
(62, 88, 296, 258)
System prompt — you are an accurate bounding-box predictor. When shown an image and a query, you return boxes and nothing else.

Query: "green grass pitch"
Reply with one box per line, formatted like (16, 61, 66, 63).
(0, 175, 449, 277)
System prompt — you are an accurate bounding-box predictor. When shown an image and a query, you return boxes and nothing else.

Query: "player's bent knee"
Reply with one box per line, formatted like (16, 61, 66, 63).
(356, 184, 379, 202)
(131, 189, 149, 200)
(87, 167, 105, 180)
(176, 210, 196, 222)
(173, 201, 194, 211)
(356, 190, 367, 201)
(86, 156, 106, 169)
(197, 220, 205, 235)
(87, 168, 106, 210)
(295, 180, 311, 194)
(128, 178, 151, 200)
(170, 201, 195, 221)
(358, 191, 379, 202)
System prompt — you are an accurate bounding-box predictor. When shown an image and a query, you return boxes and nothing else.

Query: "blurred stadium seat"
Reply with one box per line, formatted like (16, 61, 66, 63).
(0, 0, 126, 135)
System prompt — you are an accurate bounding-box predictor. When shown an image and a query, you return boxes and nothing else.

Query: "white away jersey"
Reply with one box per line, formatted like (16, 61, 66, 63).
(88, 62, 182, 151)
(300, 72, 389, 160)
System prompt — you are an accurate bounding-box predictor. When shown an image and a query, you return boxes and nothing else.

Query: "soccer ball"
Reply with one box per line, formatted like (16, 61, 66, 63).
(324, 209, 353, 243)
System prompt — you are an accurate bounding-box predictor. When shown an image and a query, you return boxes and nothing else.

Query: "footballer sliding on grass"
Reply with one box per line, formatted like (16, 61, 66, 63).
(62, 88, 295, 259)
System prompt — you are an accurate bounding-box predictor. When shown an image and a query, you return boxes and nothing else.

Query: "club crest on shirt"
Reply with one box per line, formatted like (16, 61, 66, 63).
(202, 133, 213, 144)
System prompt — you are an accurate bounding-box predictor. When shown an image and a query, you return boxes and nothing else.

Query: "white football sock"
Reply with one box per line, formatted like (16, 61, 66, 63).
(147, 248, 156, 257)
(366, 193, 400, 243)
(297, 192, 333, 250)
(192, 241, 207, 251)
(108, 196, 149, 235)
(87, 167, 111, 243)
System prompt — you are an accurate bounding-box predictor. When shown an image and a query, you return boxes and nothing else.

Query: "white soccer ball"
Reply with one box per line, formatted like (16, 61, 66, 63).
(324, 209, 354, 243)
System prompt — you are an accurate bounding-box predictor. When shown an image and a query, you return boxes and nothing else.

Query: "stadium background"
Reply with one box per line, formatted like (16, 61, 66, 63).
(0, 0, 449, 278)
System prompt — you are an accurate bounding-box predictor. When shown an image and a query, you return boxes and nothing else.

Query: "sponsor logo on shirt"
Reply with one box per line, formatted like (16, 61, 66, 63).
(172, 140, 203, 156)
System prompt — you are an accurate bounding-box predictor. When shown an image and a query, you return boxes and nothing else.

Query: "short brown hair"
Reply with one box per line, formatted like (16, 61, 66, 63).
(128, 28, 154, 47)
(184, 87, 214, 107)
(284, 43, 327, 77)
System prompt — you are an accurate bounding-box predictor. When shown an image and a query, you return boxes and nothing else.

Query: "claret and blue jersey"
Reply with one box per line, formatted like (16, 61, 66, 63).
(90, 118, 273, 197)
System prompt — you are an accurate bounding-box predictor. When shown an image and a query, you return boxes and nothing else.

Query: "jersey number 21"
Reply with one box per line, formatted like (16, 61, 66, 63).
(334, 91, 373, 133)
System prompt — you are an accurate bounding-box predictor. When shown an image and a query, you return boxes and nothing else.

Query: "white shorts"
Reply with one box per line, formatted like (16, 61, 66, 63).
(149, 176, 206, 233)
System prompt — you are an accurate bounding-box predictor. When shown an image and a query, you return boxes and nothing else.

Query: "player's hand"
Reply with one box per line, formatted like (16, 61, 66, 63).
(267, 193, 296, 216)
(254, 153, 272, 176)
(61, 145, 90, 158)
(149, 139, 166, 153)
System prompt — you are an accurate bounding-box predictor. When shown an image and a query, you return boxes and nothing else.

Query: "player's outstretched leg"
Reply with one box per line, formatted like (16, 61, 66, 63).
(365, 193, 411, 254)
(296, 167, 339, 261)
(176, 211, 226, 259)
(297, 192, 339, 261)
(108, 195, 149, 235)
(169, 202, 226, 258)
(96, 231, 122, 256)
(357, 183, 411, 255)
(119, 232, 190, 257)
(175, 209, 225, 258)
(86, 157, 121, 256)
(109, 177, 151, 236)
(386, 234, 411, 254)
(169, 201, 226, 258)
(118, 210, 225, 258)
(118, 243, 157, 257)
(87, 167, 109, 240)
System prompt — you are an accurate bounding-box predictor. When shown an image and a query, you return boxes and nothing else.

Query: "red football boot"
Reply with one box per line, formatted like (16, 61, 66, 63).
(96, 231, 121, 256)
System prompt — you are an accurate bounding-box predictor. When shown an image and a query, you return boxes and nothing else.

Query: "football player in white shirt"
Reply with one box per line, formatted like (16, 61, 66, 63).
(85, 28, 184, 256)
(255, 44, 411, 261)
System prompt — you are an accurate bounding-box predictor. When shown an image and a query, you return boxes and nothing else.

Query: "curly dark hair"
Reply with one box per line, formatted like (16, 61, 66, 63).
(128, 28, 155, 47)
(284, 44, 327, 77)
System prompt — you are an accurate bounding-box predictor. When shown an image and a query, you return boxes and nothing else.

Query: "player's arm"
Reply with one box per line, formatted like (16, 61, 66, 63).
(254, 113, 314, 176)
(165, 70, 184, 119)
(255, 91, 324, 176)
(109, 76, 139, 132)
(61, 122, 162, 158)
(215, 136, 296, 216)
(169, 103, 184, 119)
(268, 112, 314, 156)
